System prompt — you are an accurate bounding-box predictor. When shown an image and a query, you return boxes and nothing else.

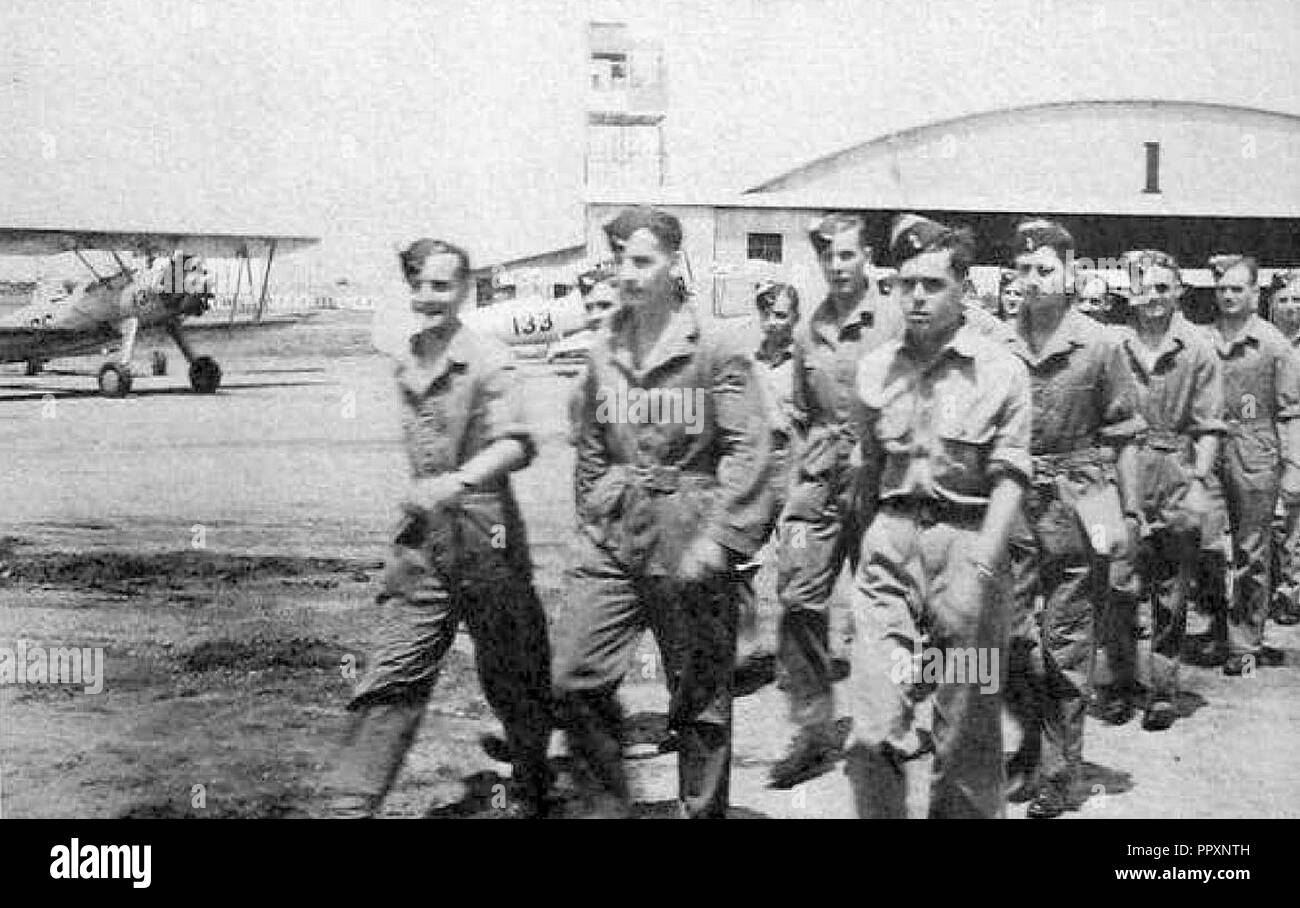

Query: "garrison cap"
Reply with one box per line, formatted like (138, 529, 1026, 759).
(889, 214, 954, 262)
(1010, 219, 1074, 259)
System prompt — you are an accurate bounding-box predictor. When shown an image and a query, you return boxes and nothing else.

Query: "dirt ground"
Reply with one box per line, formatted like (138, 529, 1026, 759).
(0, 309, 1297, 819)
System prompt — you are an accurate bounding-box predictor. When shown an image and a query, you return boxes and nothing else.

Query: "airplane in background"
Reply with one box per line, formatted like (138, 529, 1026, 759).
(0, 227, 318, 396)
(460, 292, 589, 353)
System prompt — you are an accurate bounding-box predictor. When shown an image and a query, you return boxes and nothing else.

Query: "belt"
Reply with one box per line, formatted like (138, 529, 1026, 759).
(881, 496, 987, 526)
(630, 464, 712, 495)
(1031, 445, 1114, 478)
(1142, 430, 1192, 454)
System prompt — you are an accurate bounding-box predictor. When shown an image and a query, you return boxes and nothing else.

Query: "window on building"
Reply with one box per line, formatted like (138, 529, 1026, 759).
(1144, 142, 1161, 194)
(747, 233, 784, 264)
(553, 283, 570, 299)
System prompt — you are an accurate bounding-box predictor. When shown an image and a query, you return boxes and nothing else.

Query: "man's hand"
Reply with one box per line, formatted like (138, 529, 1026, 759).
(679, 535, 730, 583)
(1281, 467, 1300, 510)
(405, 473, 469, 515)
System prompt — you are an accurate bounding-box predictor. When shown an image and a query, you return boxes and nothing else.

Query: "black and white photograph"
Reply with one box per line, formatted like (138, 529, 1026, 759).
(0, 0, 1295, 848)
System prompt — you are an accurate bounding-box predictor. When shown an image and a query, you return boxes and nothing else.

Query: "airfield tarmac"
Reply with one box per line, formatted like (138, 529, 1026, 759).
(0, 310, 1297, 818)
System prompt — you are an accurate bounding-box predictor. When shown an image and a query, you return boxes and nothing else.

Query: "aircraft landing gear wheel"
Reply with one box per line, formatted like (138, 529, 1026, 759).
(188, 356, 221, 393)
(98, 363, 133, 398)
(24, 358, 42, 376)
(151, 351, 168, 376)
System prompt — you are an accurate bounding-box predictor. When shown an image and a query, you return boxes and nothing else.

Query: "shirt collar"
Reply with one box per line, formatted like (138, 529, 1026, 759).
(398, 323, 471, 395)
(810, 290, 878, 344)
(897, 319, 982, 367)
(1009, 305, 1090, 366)
(1213, 312, 1267, 354)
(606, 300, 701, 378)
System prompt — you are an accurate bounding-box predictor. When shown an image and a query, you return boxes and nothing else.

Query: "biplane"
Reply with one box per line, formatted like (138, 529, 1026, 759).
(0, 227, 318, 396)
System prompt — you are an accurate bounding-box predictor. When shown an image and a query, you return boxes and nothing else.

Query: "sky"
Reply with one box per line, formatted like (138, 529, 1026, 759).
(1, 0, 1298, 290)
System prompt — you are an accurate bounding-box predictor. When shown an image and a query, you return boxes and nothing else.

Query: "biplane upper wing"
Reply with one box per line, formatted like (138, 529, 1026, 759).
(0, 227, 319, 258)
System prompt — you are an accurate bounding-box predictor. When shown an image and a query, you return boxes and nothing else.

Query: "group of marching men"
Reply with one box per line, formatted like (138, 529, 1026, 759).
(322, 207, 1300, 819)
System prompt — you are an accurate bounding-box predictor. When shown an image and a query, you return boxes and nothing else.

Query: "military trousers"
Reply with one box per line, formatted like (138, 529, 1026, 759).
(332, 535, 554, 812)
(843, 503, 1007, 819)
(1271, 504, 1300, 620)
(553, 533, 739, 819)
(1007, 454, 1128, 787)
(774, 466, 861, 731)
(1219, 427, 1280, 657)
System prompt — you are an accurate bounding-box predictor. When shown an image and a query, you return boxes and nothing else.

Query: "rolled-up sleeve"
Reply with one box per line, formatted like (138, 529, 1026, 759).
(708, 343, 775, 558)
(477, 351, 537, 467)
(988, 358, 1034, 487)
(1097, 336, 1149, 442)
(1188, 344, 1227, 437)
(1275, 344, 1300, 422)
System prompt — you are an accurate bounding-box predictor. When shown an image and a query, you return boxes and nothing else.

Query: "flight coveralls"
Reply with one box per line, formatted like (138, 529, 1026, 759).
(331, 324, 553, 814)
(775, 288, 904, 734)
(553, 302, 774, 818)
(1206, 315, 1300, 658)
(736, 340, 798, 666)
(844, 323, 1032, 819)
(1272, 332, 1300, 625)
(1005, 309, 1146, 793)
(1120, 314, 1225, 704)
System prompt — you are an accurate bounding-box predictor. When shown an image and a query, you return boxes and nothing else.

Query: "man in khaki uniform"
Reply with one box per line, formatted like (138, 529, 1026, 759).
(770, 213, 904, 788)
(553, 207, 775, 818)
(1001, 220, 1146, 819)
(1115, 250, 1224, 730)
(844, 215, 1031, 819)
(326, 238, 553, 818)
(1205, 255, 1300, 675)
(1268, 272, 1300, 627)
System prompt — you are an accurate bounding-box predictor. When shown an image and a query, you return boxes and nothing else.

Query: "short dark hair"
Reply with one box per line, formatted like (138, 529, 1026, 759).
(1210, 254, 1259, 285)
(399, 238, 471, 285)
(755, 281, 800, 317)
(902, 225, 977, 281)
(1121, 249, 1182, 289)
(603, 207, 683, 254)
(809, 212, 870, 256)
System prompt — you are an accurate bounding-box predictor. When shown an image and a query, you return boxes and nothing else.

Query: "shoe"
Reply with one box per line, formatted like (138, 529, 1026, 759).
(767, 726, 844, 789)
(1005, 748, 1039, 803)
(1222, 654, 1252, 676)
(733, 651, 777, 698)
(1026, 780, 1071, 819)
(480, 733, 512, 764)
(1193, 640, 1228, 667)
(1275, 611, 1300, 626)
(1096, 696, 1137, 726)
(1141, 700, 1177, 731)
(1258, 646, 1285, 666)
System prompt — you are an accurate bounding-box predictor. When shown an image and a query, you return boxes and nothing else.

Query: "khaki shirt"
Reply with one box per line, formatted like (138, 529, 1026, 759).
(855, 322, 1033, 507)
(1119, 313, 1225, 440)
(394, 324, 536, 479)
(1007, 307, 1147, 455)
(1207, 314, 1300, 429)
(389, 321, 536, 581)
(573, 302, 775, 572)
(790, 288, 905, 480)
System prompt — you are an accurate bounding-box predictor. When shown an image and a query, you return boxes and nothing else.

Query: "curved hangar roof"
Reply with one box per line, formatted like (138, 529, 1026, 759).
(744, 100, 1300, 219)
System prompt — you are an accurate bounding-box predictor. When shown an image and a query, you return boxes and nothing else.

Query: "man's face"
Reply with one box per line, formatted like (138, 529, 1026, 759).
(1131, 265, 1181, 324)
(1076, 278, 1108, 317)
(895, 250, 964, 347)
(1215, 263, 1258, 319)
(1013, 247, 1069, 317)
(817, 228, 869, 302)
(614, 228, 676, 310)
(409, 252, 467, 330)
(758, 292, 795, 348)
(1000, 284, 1023, 318)
(583, 281, 618, 330)
(1273, 281, 1300, 338)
